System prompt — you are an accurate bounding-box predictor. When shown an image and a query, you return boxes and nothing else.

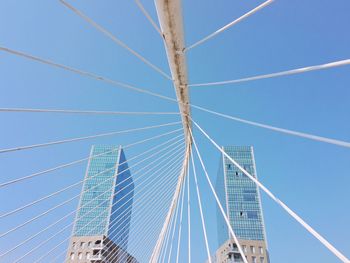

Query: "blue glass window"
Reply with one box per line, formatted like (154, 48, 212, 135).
(243, 194, 256, 201)
(247, 211, 258, 219)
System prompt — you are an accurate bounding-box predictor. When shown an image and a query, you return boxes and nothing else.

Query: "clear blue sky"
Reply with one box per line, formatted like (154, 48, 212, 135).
(0, 0, 349, 262)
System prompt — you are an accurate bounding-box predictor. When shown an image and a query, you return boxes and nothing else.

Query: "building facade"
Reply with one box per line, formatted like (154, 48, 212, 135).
(214, 146, 269, 263)
(66, 145, 136, 263)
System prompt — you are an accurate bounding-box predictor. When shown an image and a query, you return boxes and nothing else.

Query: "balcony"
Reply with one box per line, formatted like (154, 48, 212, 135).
(90, 254, 103, 261)
(92, 244, 104, 249)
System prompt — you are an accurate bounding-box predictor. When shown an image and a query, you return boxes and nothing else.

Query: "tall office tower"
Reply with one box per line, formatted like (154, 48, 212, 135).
(213, 146, 269, 263)
(66, 145, 137, 263)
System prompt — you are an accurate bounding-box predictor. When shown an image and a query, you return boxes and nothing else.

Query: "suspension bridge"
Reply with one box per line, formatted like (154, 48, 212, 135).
(0, 0, 349, 262)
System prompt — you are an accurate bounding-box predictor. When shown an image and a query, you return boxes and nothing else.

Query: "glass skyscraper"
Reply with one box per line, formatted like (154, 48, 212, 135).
(214, 146, 269, 263)
(66, 145, 137, 263)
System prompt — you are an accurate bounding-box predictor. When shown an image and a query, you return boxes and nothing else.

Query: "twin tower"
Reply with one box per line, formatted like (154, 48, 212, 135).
(214, 146, 269, 263)
(66, 146, 137, 263)
(66, 145, 269, 263)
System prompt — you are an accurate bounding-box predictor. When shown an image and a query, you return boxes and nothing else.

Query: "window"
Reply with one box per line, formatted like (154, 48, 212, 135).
(88, 241, 92, 248)
(260, 257, 264, 263)
(78, 252, 83, 259)
(247, 211, 258, 219)
(227, 164, 233, 170)
(250, 246, 255, 254)
(252, 256, 257, 263)
(99, 199, 107, 206)
(243, 245, 247, 253)
(86, 252, 91, 259)
(72, 242, 77, 249)
(81, 242, 86, 249)
(259, 247, 263, 254)
(243, 189, 256, 194)
(105, 163, 114, 169)
(70, 253, 74, 260)
(243, 194, 255, 201)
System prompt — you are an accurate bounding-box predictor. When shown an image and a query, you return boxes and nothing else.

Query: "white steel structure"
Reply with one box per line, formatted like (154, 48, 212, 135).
(150, 1, 191, 262)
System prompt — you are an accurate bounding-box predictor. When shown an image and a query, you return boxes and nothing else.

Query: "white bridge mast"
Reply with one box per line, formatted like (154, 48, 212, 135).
(150, 0, 191, 262)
